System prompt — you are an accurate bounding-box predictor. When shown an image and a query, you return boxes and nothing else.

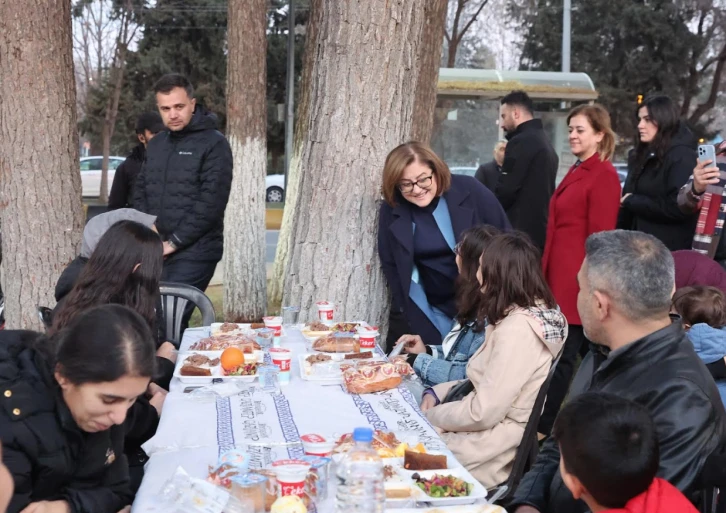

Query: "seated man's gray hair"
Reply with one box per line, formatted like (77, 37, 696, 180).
(585, 230, 674, 320)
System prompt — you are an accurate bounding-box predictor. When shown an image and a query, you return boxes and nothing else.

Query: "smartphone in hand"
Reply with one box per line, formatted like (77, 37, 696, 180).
(698, 144, 717, 166)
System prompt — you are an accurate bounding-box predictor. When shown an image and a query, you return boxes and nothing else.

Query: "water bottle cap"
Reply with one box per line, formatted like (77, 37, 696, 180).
(352, 427, 373, 442)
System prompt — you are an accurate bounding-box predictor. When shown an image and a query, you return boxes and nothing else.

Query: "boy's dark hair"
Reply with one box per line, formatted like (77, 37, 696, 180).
(672, 286, 726, 328)
(553, 392, 659, 509)
(500, 90, 534, 116)
(135, 112, 165, 135)
(154, 73, 194, 98)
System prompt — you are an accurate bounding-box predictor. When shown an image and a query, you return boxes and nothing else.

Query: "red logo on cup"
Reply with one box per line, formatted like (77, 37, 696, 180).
(271, 326, 282, 336)
(301, 434, 326, 444)
(273, 358, 291, 371)
(360, 336, 375, 349)
(279, 481, 305, 497)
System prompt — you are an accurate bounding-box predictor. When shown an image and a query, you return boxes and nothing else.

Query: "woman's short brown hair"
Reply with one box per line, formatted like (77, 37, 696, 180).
(567, 104, 617, 162)
(381, 141, 452, 207)
(672, 286, 726, 328)
(478, 232, 557, 325)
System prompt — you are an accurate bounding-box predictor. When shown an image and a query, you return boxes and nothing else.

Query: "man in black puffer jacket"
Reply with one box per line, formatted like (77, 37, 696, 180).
(133, 74, 233, 330)
(510, 230, 726, 513)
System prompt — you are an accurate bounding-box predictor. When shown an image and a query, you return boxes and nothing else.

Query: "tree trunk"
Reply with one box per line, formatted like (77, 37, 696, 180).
(276, 0, 438, 327)
(222, 0, 268, 322)
(411, 0, 447, 143)
(0, 0, 85, 329)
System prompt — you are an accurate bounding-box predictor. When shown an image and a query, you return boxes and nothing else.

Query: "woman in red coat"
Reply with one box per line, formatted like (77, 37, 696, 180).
(538, 104, 621, 436)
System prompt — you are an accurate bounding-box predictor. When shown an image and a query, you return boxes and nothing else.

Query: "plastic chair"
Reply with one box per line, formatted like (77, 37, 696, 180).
(697, 450, 726, 513)
(159, 282, 216, 347)
(37, 306, 53, 331)
(490, 351, 563, 507)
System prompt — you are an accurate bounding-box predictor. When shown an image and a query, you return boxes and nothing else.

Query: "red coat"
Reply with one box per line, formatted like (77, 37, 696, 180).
(542, 153, 621, 324)
(603, 477, 698, 513)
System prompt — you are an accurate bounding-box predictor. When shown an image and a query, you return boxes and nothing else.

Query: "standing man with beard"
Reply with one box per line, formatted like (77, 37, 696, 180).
(108, 112, 165, 210)
(133, 74, 233, 331)
(496, 91, 558, 251)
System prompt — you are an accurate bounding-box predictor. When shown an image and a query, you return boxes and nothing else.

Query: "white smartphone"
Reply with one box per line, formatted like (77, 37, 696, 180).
(698, 144, 717, 165)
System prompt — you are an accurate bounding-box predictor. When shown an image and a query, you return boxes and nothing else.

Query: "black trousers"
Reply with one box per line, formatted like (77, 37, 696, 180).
(538, 324, 589, 435)
(161, 257, 218, 334)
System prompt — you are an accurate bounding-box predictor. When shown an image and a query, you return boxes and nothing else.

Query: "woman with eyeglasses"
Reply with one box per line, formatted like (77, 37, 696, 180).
(378, 142, 510, 353)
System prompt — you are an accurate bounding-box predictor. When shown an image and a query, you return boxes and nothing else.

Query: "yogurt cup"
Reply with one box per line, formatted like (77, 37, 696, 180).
(269, 348, 292, 384)
(263, 316, 283, 337)
(300, 434, 336, 457)
(271, 459, 311, 498)
(315, 301, 334, 322)
(358, 327, 379, 350)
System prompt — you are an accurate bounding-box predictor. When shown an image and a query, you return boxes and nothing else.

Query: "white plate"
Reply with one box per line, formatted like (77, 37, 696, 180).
(298, 352, 384, 383)
(174, 350, 264, 384)
(210, 322, 253, 334)
(407, 467, 487, 506)
(387, 505, 504, 513)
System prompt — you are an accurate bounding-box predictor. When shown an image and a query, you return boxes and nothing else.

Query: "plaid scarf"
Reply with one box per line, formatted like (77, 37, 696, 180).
(693, 154, 726, 258)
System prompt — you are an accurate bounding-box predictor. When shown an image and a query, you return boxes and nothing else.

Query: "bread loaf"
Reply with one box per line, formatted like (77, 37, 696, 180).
(312, 336, 359, 353)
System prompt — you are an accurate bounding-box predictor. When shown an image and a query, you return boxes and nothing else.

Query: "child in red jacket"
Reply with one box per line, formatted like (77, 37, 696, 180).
(553, 392, 698, 513)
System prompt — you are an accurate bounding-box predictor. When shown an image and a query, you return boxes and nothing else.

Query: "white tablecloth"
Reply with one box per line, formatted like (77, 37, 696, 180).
(131, 327, 491, 512)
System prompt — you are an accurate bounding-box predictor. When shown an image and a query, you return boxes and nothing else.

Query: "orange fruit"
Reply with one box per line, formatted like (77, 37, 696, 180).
(220, 347, 246, 371)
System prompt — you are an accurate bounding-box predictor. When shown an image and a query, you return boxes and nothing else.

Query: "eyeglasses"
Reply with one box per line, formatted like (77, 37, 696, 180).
(398, 174, 433, 194)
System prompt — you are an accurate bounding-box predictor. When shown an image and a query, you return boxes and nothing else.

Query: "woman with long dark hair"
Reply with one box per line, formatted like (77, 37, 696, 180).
(618, 94, 698, 250)
(422, 232, 567, 488)
(396, 225, 499, 386)
(52, 220, 164, 335)
(0, 305, 156, 513)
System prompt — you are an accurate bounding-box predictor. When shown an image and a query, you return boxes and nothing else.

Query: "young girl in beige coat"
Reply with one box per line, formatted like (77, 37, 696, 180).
(422, 232, 567, 488)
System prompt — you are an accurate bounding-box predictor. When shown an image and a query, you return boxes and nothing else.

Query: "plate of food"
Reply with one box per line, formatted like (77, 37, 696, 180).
(408, 468, 487, 506)
(299, 351, 380, 382)
(311, 333, 360, 354)
(210, 322, 258, 335)
(174, 348, 264, 383)
(384, 464, 416, 507)
(387, 505, 504, 513)
(301, 321, 333, 341)
(184, 332, 261, 353)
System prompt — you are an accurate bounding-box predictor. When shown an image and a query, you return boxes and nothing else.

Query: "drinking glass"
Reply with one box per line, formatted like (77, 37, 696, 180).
(282, 306, 300, 327)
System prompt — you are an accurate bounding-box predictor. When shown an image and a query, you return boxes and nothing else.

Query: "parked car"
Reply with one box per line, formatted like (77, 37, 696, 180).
(449, 166, 479, 177)
(266, 174, 285, 203)
(80, 156, 126, 197)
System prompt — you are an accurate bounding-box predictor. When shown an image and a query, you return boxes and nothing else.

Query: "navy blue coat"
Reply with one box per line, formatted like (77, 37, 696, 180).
(378, 175, 511, 349)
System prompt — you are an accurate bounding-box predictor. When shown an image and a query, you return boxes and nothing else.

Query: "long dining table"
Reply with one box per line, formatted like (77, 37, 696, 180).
(130, 325, 504, 513)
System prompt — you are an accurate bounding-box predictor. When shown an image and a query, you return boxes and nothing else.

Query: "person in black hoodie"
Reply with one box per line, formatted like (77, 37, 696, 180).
(617, 94, 698, 250)
(108, 112, 165, 210)
(0, 304, 156, 513)
(133, 74, 233, 333)
(495, 91, 559, 251)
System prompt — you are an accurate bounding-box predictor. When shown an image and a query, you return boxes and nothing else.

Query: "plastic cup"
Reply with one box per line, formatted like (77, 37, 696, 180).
(272, 460, 311, 498)
(282, 306, 300, 327)
(263, 316, 283, 337)
(358, 327, 379, 350)
(315, 301, 334, 322)
(256, 328, 275, 350)
(269, 348, 291, 385)
(230, 473, 268, 513)
(301, 455, 331, 501)
(300, 434, 335, 457)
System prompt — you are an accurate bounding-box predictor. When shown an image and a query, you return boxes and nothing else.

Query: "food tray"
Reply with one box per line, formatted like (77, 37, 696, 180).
(406, 467, 488, 506)
(173, 350, 264, 384)
(298, 352, 384, 383)
(210, 322, 253, 335)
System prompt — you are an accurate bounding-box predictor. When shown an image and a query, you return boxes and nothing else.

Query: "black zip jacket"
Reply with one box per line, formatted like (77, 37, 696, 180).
(132, 107, 233, 262)
(108, 144, 146, 210)
(618, 123, 699, 251)
(510, 322, 726, 513)
(0, 330, 133, 513)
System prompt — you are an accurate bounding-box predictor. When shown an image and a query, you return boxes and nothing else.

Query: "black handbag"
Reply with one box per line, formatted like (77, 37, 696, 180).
(442, 378, 474, 403)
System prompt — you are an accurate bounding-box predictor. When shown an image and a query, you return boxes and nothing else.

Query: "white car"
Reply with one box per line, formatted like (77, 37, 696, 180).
(81, 157, 287, 203)
(80, 156, 126, 197)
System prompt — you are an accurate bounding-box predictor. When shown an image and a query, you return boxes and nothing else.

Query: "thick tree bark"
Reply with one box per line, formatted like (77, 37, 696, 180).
(222, 0, 268, 322)
(411, 0, 447, 143)
(275, 0, 440, 327)
(0, 0, 84, 329)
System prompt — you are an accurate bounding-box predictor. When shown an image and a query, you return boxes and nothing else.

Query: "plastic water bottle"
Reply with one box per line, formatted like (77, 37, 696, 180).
(335, 427, 385, 513)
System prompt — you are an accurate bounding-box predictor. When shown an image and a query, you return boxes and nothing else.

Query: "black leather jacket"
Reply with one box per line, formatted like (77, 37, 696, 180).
(511, 322, 726, 513)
